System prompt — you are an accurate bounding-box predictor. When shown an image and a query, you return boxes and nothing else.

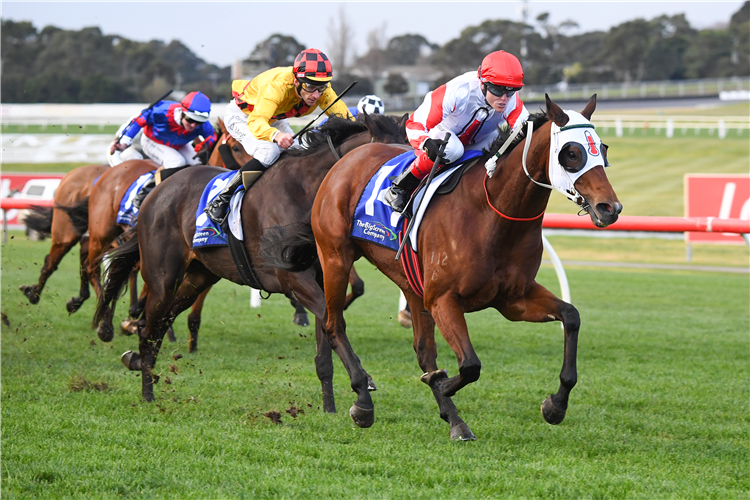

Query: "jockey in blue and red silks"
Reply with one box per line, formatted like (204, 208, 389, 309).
(384, 50, 530, 213)
(109, 91, 218, 208)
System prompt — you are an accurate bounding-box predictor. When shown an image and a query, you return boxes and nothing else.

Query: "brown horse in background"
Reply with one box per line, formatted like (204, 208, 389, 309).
(94, 113, 408, 405)
(265, 95, 622, 440)
(19, 163, 109, 312)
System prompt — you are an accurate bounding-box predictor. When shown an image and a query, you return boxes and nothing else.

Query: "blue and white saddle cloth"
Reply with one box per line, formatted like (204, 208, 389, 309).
(192, 171, 246, 248)
(116, 171, 155, 226)
(351, 149, 483, 252)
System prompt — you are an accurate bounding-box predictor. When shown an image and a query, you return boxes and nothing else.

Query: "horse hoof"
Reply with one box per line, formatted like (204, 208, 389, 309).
(66, 297, 83, 314)
(420, 369, 448, 387)
(349, 404, 374, 428)
(450, 422, 477, 441)
(121, 350, 142, 371)
(541, 396, 566, 425)
(166, 326, 176, 343)
(367, 375, 377, 392)
(20, 286, 40, 304)
(97, 323, 114, 342)
(293, 313, 309, 327)
(397, 309, 412, 328)
(120, 319, 138, 336)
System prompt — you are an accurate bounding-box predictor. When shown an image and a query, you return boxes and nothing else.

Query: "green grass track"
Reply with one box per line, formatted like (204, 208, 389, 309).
(1, 233, 748, 499)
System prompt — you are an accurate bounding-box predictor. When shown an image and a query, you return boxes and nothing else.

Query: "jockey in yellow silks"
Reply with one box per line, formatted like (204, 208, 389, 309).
(205, 48, 353, 224)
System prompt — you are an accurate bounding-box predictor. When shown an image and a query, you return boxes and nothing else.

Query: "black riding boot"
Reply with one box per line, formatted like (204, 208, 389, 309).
(131, 176, 156, 210)
(204, 158, 265, 224)
(383, 169, 421, 213)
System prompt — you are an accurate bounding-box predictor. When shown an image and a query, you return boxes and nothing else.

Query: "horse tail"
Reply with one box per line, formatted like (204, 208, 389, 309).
(92, 227, 140, 328)
(259, 220, 318, 273)
(23, 206, 54, 234)
(56, 197, 89, 235)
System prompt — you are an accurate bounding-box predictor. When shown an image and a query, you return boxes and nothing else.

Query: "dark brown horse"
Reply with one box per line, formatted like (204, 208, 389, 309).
(19, 163, 109, 312)
(208, 116, 382, 325)
(267, 95, 622, 440)
(94, 113, 408, 406)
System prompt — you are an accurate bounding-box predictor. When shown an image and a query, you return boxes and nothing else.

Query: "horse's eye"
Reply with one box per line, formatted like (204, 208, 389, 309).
(558, 143, 585, 173)
(232, 146, 240, 153)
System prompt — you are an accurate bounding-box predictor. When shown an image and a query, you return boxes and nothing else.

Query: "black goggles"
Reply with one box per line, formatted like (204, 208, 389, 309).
(485, 83, 522, 98)
(184, 116, 200, 124)
(300, 81, 329, 93)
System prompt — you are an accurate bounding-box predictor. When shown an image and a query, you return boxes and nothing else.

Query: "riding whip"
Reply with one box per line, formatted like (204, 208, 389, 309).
(395, 132, 451, 261)
(292, 81, 358, 140)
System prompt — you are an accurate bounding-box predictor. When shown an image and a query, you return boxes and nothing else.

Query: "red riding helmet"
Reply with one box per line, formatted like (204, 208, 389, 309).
(477, 50, 524, 88)
(293, 48, 333, 83)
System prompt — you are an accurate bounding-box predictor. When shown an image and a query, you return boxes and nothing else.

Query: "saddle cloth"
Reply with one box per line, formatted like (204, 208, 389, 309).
(192, 171, 246, 248)
(116, 170, 155, 226)
(351, 149, 483, 252)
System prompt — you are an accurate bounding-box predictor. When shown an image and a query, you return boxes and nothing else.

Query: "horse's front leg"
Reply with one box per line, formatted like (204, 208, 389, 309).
(502, 281, 579, 425)
(408, 292, 476, 441)
(428, 293, 482, 399)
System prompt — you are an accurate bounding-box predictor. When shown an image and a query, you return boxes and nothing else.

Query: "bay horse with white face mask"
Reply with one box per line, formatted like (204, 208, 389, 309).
(264, 94, 622, 440)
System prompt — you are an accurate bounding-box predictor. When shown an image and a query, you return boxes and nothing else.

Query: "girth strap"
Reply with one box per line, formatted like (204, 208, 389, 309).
(221, 218, 265, 290)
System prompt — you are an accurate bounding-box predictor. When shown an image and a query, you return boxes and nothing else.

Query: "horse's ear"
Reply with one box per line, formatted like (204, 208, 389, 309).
(581, 94, 597, 120)
(217, 117, 227, 135)
(398, 113, 409, 144)
(545, 93, 569, 127)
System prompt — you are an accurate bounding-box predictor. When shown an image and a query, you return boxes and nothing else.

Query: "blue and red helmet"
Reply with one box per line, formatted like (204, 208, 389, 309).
(181, 91, 211, 122)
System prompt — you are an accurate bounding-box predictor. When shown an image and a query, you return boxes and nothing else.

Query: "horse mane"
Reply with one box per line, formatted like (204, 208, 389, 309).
(484, 111, 549, 159)
(287, 113, 403, 157)
(286, 115, 368, 157)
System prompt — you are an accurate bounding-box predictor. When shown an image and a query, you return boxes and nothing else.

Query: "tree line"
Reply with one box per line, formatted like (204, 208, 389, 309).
(2, 2, 747, 104)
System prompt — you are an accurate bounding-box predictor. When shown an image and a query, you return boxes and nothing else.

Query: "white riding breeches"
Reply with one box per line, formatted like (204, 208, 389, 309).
(140, 135, 201, 169)
(223, 99, 296, 167)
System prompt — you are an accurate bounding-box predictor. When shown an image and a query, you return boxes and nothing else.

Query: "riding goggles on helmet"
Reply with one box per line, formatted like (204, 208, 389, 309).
(485, 83, 522, 98)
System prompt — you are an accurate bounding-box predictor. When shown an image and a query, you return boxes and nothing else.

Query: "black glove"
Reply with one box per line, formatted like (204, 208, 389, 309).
(422, 138, 448, 164)
(193, 148, 210, 165)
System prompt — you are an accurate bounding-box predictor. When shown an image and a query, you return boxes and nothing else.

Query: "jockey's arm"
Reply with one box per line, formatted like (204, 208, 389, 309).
(194, 122, 218, 153)
(112, 108, 151, 153)
(405, 84, 456, 149)
(246, 93, 285, 143)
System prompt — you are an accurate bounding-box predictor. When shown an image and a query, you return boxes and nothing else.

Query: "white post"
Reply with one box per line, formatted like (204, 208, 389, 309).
(541, 234, 570, 304)
(666, 119, 674, 138)
(615, 119, 623, 138)
(250, 288, 261, 308)
(718, 120, 726, 139)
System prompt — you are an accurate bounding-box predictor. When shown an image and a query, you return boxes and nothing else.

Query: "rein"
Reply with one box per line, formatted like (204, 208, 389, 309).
(483, 174, 545, 221)
(327, 134, 341, 161)
(483, 121, 544, 221)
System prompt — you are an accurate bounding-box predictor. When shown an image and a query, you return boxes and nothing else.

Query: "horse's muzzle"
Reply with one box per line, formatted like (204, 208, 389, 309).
(589, 201, 623, 228)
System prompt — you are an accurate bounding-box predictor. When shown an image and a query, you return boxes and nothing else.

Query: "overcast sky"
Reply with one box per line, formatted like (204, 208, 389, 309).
(2, 1, 745, 68)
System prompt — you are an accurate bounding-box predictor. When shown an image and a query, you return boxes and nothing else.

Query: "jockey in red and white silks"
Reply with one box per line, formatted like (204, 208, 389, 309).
(384, 50, 529, 213)
(405, 72, 529, 177)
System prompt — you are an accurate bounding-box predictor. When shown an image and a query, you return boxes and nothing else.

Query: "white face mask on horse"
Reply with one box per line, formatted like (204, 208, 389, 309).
(546, 110, 608, 205)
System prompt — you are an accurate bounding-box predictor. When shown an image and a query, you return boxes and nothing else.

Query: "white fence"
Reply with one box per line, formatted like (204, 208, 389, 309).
(591, 115, 749, 138)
